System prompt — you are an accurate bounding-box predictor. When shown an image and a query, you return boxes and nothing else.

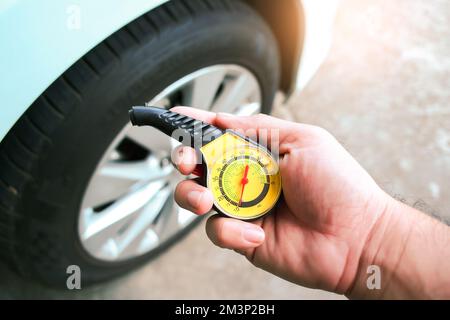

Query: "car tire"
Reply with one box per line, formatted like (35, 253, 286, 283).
(0, 0, 279, 286)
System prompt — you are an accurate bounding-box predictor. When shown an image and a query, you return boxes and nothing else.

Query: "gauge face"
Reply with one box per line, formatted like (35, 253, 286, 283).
(201, 133, 281, 220)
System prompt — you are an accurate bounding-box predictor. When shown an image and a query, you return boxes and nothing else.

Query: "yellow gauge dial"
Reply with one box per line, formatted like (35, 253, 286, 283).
(200, 132, 282, 220)
(128, 107, 283, 220)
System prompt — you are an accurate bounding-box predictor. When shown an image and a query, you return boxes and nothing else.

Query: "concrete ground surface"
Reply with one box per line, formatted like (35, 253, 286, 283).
(0, 0, 448, 299)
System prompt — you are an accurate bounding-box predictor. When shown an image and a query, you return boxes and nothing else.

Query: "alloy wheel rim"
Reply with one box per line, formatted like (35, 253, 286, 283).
(78, 64, 262, 261)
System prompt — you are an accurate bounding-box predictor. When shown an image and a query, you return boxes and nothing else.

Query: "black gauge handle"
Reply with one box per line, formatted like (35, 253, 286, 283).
(129, 106, 224, 148)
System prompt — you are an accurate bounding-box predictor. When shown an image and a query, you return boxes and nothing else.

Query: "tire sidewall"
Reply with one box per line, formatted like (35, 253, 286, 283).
(18, 6, 279, 286)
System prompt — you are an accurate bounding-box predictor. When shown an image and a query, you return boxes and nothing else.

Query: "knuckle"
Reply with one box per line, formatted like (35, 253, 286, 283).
(254, 113, 269, 122)
(171, 147, 183, 166)
(310, 125, 333, 138)
(302, 124, 335, 142)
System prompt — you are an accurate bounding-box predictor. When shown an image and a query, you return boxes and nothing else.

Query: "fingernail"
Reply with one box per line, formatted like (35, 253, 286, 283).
(172, 148, 183, 166)
(242, 226, 265, 244)
(187, 190, 203, 209)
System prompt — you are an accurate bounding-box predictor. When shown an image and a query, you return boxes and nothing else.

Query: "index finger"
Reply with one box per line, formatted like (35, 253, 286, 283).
(170, 106, 296, 147)
(170, 106, 218, 125)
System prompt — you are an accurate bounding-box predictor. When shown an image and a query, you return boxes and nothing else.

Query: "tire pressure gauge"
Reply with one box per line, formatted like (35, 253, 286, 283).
(129, 106, 282, 220)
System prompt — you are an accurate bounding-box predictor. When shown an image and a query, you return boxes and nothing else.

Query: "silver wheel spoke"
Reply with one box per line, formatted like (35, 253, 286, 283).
(154, 202, 179, 240)
(81, 181, 165, 240)
(234, 102, 261, 116)
(99, 157, 172, 182)
(81, 171, 139, 210)
(81, 181, 167, 257)
(120, 228, 159, 258)
(117, 186, 172, 257)
(79, 64, 262, 261)
(211, 73, 259, 113)
(177, 207, 197, 226)
(185, 68, 226, 109)
(126, 126, 172, 153)
(82, 157, 171, 209)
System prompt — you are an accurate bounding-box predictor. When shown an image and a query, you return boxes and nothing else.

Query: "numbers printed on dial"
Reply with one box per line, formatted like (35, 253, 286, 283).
(206, 141, 282, 220)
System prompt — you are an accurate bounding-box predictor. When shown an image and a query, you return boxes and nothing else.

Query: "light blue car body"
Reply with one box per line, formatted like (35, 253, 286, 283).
(0, 0, 166, 140)
(0, 0, 338, 141)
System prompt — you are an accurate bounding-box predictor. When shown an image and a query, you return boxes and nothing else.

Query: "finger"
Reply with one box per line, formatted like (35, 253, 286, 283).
(171, 106, 292, 133)
(216, 112, 294, 142)
(216, 112, 334, 150)
(170, 106, 295, 147)
(205, 215, 265, 250)
(174, 180, 213, 215)
(171, 145, 198, 175)
(170, 106, 217, 124)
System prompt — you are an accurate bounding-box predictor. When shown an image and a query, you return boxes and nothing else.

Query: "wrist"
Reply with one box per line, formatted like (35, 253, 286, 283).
(346, 196, 413, 299)
(347, 196, 450, 299)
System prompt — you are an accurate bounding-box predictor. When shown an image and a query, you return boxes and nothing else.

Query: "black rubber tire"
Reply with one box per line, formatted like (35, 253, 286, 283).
(0, 0, 279, 287)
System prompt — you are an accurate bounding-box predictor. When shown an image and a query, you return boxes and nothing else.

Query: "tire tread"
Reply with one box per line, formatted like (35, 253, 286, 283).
(0, 0, 276, 284)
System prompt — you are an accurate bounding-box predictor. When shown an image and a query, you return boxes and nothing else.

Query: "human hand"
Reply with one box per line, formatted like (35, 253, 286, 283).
(171, 107, 391, 294)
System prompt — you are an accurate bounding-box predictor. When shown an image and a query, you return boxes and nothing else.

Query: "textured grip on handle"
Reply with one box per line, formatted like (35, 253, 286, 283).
(129, 106, 224, 147)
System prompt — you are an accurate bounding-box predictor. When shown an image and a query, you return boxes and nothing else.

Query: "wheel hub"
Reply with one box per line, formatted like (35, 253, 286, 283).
(78, 64, 262, 261)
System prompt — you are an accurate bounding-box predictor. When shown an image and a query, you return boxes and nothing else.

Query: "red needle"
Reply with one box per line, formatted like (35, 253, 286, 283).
(238, 164, 249, 207)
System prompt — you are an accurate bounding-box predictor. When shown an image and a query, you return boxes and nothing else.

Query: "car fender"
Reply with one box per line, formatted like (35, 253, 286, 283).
(0, 0, 338, 141)
(0, 0, 167, 140)
(296, 0, 340, 91)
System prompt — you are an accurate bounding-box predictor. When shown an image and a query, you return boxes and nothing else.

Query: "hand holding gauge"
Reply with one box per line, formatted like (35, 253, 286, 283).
(129, 106, 282, 220)
(129, 106, 437, 299)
